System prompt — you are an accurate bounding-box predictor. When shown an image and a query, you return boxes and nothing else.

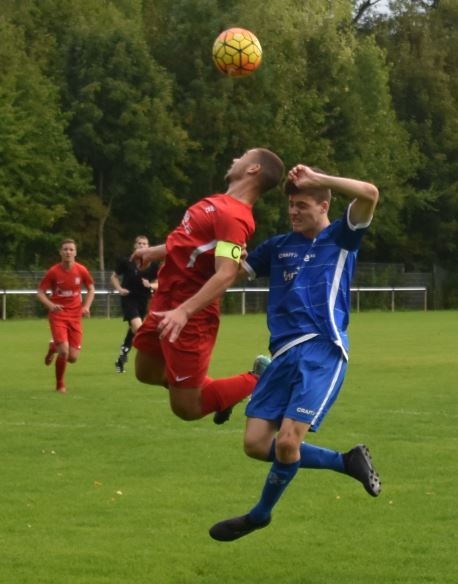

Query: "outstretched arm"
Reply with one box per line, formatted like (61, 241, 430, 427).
(130, 244, 166, 269)
(288, 165, 379, 224)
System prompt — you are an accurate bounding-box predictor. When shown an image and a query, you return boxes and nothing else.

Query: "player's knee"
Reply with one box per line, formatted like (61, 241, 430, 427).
(135, 368, 168, 388)
(170, 403, 201, 421)
(244, 438, 268, 461)
(275, 434, 300, 462)
(135, 368, 144, 382)
(243, 442, 261, 459)
(135, 369, 153, 384)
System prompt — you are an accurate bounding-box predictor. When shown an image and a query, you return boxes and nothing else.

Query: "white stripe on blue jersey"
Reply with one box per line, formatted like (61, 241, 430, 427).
(246, 207, 370, 360)
(328, 249, 349, 360)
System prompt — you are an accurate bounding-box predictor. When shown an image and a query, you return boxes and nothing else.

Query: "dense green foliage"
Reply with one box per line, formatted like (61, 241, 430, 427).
(0, 0, 456, 276)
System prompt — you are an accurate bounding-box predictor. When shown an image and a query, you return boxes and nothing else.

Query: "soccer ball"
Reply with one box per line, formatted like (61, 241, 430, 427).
(212, 27, 262, 77)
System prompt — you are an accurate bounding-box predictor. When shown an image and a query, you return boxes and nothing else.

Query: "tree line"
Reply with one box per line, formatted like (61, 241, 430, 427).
(0, 0, 456, 301)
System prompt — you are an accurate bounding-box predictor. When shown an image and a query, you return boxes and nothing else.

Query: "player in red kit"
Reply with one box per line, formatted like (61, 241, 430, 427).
(37, 239, 95, 393)
(132, 148, 284, 422)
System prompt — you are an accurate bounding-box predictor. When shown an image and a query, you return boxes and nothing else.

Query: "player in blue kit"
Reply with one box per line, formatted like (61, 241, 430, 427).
(209, 164, 382, 541)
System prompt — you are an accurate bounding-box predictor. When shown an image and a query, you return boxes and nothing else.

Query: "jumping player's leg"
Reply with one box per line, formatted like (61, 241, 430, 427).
(213, 355, 271, 425)
(134, 349, 167, 386)
(134, 348, 225, 421)
(200, 373, 258, 416)
(209, 415, 369, 542)
(167, 371, 257, 421)
(209, 341, 381, 540)
(164, 323, 259, 421)
(133, 310, 167, 385)
(244, 416, 345, 470)
(248, 417, 309, 521)
(134, 312, 262, 421)
(209, 416, 307, 541)
(245, 343, 380, 487)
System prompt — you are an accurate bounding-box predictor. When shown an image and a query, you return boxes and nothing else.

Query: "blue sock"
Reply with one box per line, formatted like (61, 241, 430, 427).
(248, 459, 300, 524)
(299, 442, 345, 471)
(266, 440, 344, 472)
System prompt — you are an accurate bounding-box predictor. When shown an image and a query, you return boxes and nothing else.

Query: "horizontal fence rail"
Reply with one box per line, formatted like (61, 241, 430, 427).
(1, 289, 120, 321)
(350, 286, 428, 312)
(226, 286, 428, 314)
(1, 286, 428, 320)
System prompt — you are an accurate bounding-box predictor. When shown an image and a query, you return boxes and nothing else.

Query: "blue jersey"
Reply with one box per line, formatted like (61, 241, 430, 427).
(245, 205, 370, 360)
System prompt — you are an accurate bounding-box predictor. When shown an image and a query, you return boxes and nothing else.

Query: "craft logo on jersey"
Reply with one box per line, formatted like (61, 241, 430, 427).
(278, 251, 298, 259)
(297, 407, 316, 416)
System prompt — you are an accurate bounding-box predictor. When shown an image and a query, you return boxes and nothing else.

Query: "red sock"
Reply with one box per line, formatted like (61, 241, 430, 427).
(200, 373, 257, 416)
(55, 356, 67, 389)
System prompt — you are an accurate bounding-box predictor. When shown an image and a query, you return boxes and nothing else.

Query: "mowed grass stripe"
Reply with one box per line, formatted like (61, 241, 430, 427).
(0, 312, 456, 584)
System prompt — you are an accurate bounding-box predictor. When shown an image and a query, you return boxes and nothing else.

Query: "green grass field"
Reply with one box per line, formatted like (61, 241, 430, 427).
(1, 312, 457, 584)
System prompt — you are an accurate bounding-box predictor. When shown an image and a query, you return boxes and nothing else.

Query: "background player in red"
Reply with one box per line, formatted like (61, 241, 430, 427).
(132, 148, 284, 422)
(37, 238, 95, 393)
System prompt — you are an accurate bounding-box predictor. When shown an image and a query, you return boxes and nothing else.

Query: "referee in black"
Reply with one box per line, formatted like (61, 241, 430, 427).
(111, 235, 158, 373)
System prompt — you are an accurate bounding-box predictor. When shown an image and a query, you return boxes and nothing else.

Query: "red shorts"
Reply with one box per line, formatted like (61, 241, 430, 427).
(133, 311, 219, 388)
(49, 314, 83, 350)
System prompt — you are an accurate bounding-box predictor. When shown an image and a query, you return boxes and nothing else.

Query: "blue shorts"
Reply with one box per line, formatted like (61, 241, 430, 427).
(245, 338, 347, 432)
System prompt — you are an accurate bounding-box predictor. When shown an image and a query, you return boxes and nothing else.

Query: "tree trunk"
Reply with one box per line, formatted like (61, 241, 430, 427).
(96, 171, 112, 288)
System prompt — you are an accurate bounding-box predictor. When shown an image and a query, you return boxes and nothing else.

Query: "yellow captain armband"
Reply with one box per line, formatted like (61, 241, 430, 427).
(215, 241, 242, 263)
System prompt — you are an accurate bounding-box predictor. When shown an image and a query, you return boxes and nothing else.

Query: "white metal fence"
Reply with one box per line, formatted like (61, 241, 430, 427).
(1, 286, 428, 320)
(225, 287, 428, 314)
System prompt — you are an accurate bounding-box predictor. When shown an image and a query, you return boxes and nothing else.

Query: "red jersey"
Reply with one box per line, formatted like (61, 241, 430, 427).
(38, 262, 94, 318)
(154, 194, 255, 315)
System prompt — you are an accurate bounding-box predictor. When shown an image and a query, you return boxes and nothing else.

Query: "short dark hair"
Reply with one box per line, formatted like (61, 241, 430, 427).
(254, 148, 285, 192)
(60, 238, 76, 248)
(284, 166, 331, 203)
